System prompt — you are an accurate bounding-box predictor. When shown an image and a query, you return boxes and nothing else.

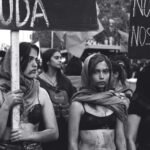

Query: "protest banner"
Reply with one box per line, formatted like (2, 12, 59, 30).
(128, 0, 150, 58)
(0, 0, 98, 31)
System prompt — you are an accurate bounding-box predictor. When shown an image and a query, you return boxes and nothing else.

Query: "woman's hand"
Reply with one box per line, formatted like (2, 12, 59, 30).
(3, 90, 23, 109)
(10, 129, 32, 142)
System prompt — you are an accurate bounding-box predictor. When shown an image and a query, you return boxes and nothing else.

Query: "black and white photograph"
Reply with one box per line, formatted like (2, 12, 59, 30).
(0, 0, 149, 150)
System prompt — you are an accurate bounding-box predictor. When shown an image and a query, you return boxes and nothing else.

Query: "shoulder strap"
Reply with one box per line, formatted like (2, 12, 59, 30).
(82, 103, 87, 113)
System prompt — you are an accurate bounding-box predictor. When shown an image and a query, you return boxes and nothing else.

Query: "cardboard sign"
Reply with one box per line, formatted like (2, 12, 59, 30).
(128, 0, 150, 58)
(0, 0, 98, 31)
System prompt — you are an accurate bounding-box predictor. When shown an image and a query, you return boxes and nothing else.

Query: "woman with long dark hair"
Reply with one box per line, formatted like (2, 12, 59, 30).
(38, 49, 76, 150)
(0, 42, 58, 150)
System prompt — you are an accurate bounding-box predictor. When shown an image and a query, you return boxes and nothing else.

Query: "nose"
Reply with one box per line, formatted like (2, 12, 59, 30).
(99, 71, 104, 79)
(32, 59, 38, 67)
(58, 57, 62, 63)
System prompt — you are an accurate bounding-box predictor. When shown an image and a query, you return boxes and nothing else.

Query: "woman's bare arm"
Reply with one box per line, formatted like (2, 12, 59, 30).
(126, 114, 141, 150)
(68, 101, 83, 150)
(115, 118, 127, 150)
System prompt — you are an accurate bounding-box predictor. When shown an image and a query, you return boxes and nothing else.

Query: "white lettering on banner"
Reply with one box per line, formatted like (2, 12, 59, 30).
(0, 0, 49, 28)
(130, 26, 150, 47)
(0, 0, 13, 25)
(130, 0, 150, 47)
(16, 0, 30, 27)
(133, 0, 150, 17)
(30, 0, 49, 27)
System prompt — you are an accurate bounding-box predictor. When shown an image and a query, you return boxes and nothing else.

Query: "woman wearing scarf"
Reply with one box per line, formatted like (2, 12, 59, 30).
(68, 53, 129, 150)
(0, 42, 58, 150)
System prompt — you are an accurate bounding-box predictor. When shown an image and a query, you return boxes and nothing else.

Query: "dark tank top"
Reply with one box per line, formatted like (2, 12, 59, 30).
(80, 104, 116, 130)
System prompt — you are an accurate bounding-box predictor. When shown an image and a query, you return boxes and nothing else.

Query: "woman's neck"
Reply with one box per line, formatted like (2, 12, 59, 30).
(113, 80, 123, 91)
(47, 67, 57, 78)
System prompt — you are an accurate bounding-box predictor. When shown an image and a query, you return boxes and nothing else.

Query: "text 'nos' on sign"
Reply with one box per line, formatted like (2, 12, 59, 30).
(129, 0, 150, 59)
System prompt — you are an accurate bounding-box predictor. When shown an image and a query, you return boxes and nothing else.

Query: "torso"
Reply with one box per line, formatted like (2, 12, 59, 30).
(79, 104, 116, 150)
(79, 130, 115, 150)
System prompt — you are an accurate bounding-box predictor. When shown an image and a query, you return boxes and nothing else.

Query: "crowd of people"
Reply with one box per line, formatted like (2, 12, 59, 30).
(0, 42, 149, 150)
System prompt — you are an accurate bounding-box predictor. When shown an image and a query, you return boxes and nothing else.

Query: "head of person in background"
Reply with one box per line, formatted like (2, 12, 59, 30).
(109, 19, 116, 33)
(42, 49, 62, 72)
(39, 49, 62, 87)
(115, 55, 132, 79)
(111, 61, 127, 91)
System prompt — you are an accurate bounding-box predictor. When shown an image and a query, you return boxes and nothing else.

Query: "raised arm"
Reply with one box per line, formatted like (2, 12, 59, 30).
(68, 101, 83, 150)
(126, 114, 141, 150)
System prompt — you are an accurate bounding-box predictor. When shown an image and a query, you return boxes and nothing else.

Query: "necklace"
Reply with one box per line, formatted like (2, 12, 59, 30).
(44, 73, 57, 87)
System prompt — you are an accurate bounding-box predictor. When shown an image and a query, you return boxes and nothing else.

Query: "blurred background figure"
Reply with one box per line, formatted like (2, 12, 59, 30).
(65, 56, 82, 76)
(127, 64, 150, 150)
(111, 61, 127, 91)
(0, 50, 6, 64)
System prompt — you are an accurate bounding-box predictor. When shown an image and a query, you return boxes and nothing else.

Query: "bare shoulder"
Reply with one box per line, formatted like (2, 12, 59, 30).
(39, 87, 50, 105)
(71, 101, 82, 108)
(70, 101, 84, 114)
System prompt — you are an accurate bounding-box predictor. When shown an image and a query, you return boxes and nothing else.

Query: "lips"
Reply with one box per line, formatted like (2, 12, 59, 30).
(30, 69, 37, 74)
(97, 81, 106, 86)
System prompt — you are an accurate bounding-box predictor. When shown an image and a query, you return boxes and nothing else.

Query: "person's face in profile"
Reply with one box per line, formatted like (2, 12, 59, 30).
(90, 61, 110, 91)
(49, 51, 62, 69)
(23, 48, 38, 79)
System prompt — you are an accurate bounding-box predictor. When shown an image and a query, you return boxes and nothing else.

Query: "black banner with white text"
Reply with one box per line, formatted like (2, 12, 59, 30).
(0, 0, 98, 31)
(128, 0, 150, 58)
